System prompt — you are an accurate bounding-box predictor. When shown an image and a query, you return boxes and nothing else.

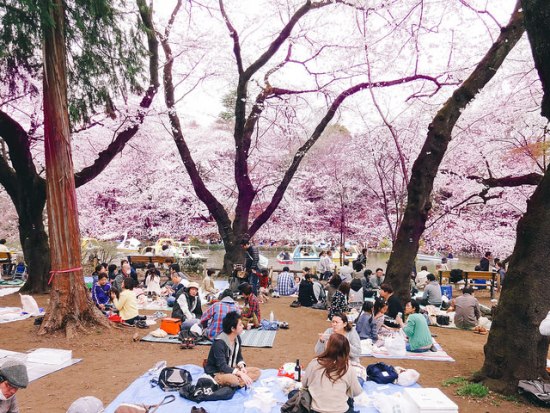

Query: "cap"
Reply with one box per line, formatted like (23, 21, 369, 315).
(0, 358, 28, 389)
(187, 282, 200, 290)
(66, 396, 104, 413)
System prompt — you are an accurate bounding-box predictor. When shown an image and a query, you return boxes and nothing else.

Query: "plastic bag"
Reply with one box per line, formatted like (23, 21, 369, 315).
(396, 368, 420, 386)
(540, 311, 550, 336)
(384, 334, 406, 357)
(20, 294, 40, 316)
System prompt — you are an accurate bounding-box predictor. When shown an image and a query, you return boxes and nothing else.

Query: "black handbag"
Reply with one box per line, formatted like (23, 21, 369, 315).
(150, 367, 192, 392)
(179, 378, 237, 402)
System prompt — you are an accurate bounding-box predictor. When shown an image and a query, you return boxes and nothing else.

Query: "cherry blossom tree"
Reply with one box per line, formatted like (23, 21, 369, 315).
(475, 0, 550, 394)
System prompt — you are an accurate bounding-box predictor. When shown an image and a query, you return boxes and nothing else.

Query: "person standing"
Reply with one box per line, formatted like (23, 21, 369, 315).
(0, 358, 29, 413)
(479, 251, 492, 271)
(318, 250, 333, 281)
(204, 311, 261, 387)
(241, 239, 260, 296)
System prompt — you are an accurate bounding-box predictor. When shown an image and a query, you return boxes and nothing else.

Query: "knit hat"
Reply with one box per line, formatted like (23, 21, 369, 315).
(187, 282, 200, 291)
(66, 396, 104, 413)
(0, 358, 28, 389)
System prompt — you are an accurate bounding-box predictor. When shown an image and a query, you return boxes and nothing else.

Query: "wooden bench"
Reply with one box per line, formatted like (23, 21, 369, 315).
(438, 269, 499, 299)
(464, 271, 500, 299)
(127, 255, 172, 269)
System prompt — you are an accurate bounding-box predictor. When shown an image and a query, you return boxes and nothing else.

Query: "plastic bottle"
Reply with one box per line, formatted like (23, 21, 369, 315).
(269, 311, 274, 322)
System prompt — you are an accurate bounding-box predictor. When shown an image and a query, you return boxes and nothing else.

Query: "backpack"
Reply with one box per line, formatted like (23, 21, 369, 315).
(449, 269, 464, 283)
(366, 362, 398, 384)
(151, 367, 192, 392)
(518, 380, 550, 406)
(179, 378, 237, 402)
(436, 315, 450, 326)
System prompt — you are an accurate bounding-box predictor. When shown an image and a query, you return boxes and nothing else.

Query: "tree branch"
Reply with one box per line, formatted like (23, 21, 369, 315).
(74, 0, 160, 187)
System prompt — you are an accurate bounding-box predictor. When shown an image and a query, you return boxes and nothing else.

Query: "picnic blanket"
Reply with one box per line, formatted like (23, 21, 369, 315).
(0, 349, 81, 382)
(0, 287, 21, 297)
(104, 364, 420, 413)
(0, 307, 33, 324)
(0, 279, 25, 287)
(360, 339, 455, 362)
(141, 329, 277, 348)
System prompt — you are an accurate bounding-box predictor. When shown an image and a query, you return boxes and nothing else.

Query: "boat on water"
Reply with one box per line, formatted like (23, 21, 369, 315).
(416, 253, 459, 262)
(331, 245, 360, 264)
(291, 244, 321, 262)
(276, 251, 294, 265)
(116, 233, 141, 254)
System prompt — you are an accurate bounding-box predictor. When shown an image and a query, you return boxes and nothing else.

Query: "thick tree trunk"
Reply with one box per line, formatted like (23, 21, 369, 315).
(17, 199, 50, 294)
(476, 165, 550, 393)
(39, 0, 107, 335)
(383, 2, 524, 304)
(476, 0, 550, 394)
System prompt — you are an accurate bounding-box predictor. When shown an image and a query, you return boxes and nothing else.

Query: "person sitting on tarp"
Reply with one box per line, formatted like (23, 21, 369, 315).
(452, 287, 481, 329)
(204, 311, 261, 387)
(396, 300, 436, 352)
(0, 358, 29, 413)
(172, 282, 203, 330)
(201, 289, 239, 340)
(417, 274, 442, 307)
(241, 284, 261, 328)
(92, 273, 112, 312)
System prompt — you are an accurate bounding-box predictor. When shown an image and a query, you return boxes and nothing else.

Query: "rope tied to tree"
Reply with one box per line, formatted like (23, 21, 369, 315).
(48, 267, 83, 285)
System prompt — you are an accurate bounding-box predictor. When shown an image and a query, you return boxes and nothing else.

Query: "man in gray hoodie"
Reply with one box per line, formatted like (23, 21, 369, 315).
(204, 311, 261, 387)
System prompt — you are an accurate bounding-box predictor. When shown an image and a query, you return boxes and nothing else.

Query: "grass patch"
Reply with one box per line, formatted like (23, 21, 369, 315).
(456, 383, 489, 398)
(442, 376, 467, 387)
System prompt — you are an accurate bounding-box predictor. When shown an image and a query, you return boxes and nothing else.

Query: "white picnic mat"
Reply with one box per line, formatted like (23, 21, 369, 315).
(0, 349, 81, 382)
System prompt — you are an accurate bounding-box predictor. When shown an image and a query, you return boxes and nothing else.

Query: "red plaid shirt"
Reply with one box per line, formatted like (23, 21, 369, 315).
(245, 293, 261, 320)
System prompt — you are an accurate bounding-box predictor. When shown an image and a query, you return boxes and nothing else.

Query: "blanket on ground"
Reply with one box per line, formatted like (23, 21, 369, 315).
(360, 339, 455, 362)
(141, 329, 277, 348)
(104, 364, 420, 413)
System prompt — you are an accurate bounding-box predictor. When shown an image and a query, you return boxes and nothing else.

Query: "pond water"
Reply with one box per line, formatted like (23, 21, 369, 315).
(200, 248, 482, 273)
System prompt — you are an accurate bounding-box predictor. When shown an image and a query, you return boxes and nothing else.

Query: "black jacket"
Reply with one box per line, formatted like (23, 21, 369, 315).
(171, 289, 203, 321)
(204, 333, 244, 375)
(298, 280, 317, 307)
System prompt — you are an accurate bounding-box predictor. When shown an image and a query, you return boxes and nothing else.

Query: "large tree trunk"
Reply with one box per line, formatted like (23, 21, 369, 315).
(17, 193, 50, 294)
(383, 2, 524, 304)
(475, 0, 550, 394)
(39, 0, 107, 335)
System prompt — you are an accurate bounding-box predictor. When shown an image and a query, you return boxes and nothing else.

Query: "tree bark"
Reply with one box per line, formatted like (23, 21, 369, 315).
(39, 0, 107, 335)
(0, 0, 158, 293)
(384, 1, 525, 304)
(476, 0, 550, 394)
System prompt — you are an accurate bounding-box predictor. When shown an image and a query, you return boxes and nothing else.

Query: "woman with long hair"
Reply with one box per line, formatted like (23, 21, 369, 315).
(304, 333, 363, 413)
(355, 298, 386, 341)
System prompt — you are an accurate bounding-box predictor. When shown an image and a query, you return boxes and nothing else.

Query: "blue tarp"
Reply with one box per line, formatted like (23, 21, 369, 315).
(105, 364, 418, 413)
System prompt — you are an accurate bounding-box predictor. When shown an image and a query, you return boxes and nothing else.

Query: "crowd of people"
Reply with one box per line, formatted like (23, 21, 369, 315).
(0, 239, 504, 413)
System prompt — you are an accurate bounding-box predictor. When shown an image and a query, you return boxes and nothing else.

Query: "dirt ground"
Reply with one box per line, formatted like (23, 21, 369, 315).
(0, 286, 546, 413)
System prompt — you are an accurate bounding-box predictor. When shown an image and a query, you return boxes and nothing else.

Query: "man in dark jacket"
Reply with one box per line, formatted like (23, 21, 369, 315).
(241, 239, 260, 296)
(298, 273, 318, 307)
(204, 311, 261, 387)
